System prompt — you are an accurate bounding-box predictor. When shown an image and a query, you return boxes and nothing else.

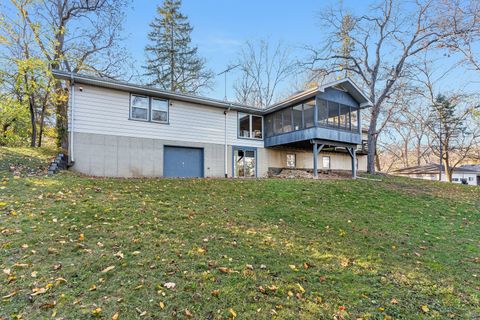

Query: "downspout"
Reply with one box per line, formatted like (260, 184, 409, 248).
(69, 72, 75, 164)
(224, 107, 231, 178)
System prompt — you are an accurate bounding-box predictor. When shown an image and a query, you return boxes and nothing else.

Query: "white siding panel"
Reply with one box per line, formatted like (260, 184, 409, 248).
(72, 84, 264, 148)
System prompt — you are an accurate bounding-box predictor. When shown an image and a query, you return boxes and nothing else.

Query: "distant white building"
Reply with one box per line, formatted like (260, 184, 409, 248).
(393, 164, 479, 186)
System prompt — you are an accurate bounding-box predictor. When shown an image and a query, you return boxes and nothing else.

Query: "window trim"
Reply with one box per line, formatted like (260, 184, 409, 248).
(129, 93, 169, 124)
(237, 113, 264, 141)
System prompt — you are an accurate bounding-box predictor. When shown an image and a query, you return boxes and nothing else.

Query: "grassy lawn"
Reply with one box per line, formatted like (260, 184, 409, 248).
(1, 147, 479, 319)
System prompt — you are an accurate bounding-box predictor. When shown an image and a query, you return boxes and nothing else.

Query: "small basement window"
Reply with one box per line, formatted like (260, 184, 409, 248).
(322, 156, 330, 169)
(130, 95, 149, 121)
(286, 153, 296, 168)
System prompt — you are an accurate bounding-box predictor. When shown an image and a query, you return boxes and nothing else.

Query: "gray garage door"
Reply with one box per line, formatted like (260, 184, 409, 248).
(163, 146, 204, 178)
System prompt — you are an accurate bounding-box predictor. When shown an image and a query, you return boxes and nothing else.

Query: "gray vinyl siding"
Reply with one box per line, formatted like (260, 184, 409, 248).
(70, 84, 264, 149)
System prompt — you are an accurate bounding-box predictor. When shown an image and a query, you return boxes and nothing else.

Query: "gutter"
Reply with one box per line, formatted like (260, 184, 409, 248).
(69, 72, 75, 163)
(52, 70, 262, 115)
(224, 107, 231, 178)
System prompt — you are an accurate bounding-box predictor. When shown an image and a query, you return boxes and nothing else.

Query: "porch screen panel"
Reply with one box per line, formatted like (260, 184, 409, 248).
(317, 99, 328, 126)
(304, 99, 315, 128)
(351, 107, 359, 131)
(282, 107, 293, 133)
(339, 104, 350, 130)
(327, 101, 339, 128)
(265, 114, 274, 137)
(274, 112, 283, 134)
(292, 104, 303, 130)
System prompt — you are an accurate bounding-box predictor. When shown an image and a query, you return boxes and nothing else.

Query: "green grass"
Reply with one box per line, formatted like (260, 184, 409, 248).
(1, 147, 479, 319)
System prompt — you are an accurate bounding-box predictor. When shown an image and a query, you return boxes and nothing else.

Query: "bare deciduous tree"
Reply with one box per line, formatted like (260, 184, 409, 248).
(436, 0, 480, 73)
(234, 40, 299, 108)
(306, 0, 479, 174)
(10, 0, 129, 150)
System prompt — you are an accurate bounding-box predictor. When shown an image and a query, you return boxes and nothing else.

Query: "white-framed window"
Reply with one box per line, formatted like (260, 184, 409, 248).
(286, 153, 296, 168)
(468, 177, 474, 181)
(130, 95, 149, 121)
(238, 113, 263, 139)
(130, 94, 169, 123)
(453, 178, 459, 182)
(151, 98, 169, 123)
(322, 156, 330, 169)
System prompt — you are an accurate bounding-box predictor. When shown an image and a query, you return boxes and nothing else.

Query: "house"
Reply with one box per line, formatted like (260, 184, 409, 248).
(52, 71, 372, 178)
(458, 164, 480, 184)
(392, 163, 479, 186)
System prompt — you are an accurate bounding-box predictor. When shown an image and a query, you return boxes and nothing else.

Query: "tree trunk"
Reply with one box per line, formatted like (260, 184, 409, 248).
(375, 152, 381, 172)
(37, 101, 47, 147)
(443, 153, 452, 182)
(55, 83, 69, 151)
(28, 99, 37, 148)
(367, 104, 379, 174)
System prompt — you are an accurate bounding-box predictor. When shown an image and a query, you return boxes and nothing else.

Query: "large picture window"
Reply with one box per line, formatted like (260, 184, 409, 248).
(238, 113, 263, 139)
(130, 94, 169, 123)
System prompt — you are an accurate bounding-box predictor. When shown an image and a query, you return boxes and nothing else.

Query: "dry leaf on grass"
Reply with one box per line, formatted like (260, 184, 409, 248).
(101, 266, 115, 273)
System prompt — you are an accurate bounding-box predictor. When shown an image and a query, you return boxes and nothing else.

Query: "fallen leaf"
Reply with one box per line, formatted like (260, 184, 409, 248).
(267, 284, 278, 292)
(114, 251, 124, 259)
(79, 233, 85, 241)
(31, 287, 47, 296)
(197, 248, 205, 254)
(391, 298, 398, 304)
(296, 283, 305, 293)
(228, 307, 237, 318)
(159, 301, 165, 309)
(112, 312, 120, 320)
(92, 307, 102, 316)
(3, 268, 11, 275)
(421, 305, 429, 313)
(89, 284, 97, 291)
(185, 309, 193, 317)
(101, 266, 115, 273)
(31, 271, 37, 278)
(13, 263, 29, 268)
(2, 291, 17, 300)
(218, 267, 232, 273)
(211, 289, 220, 296)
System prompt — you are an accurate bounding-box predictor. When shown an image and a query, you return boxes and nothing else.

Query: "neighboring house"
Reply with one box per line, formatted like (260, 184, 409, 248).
(458, 164, 480, 185)
(392, 164, 479, 186)
(52, 71, 372, 178)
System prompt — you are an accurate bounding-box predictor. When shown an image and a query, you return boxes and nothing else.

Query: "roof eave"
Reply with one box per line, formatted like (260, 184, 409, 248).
(52, 70, 263, 114)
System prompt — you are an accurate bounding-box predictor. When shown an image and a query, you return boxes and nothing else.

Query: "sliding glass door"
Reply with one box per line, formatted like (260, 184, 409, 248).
(234, 147, 256, 178)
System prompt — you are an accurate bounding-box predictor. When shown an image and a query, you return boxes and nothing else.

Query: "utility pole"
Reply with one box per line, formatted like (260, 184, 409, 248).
(217, 64, 240, 101)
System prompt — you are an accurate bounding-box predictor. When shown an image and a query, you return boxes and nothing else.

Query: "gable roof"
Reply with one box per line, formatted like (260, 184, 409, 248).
(264, 78, 373, 113)
(393, 163, 479, 175)
(52, 70, 372, 115)
(458, 164, 480, 172)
